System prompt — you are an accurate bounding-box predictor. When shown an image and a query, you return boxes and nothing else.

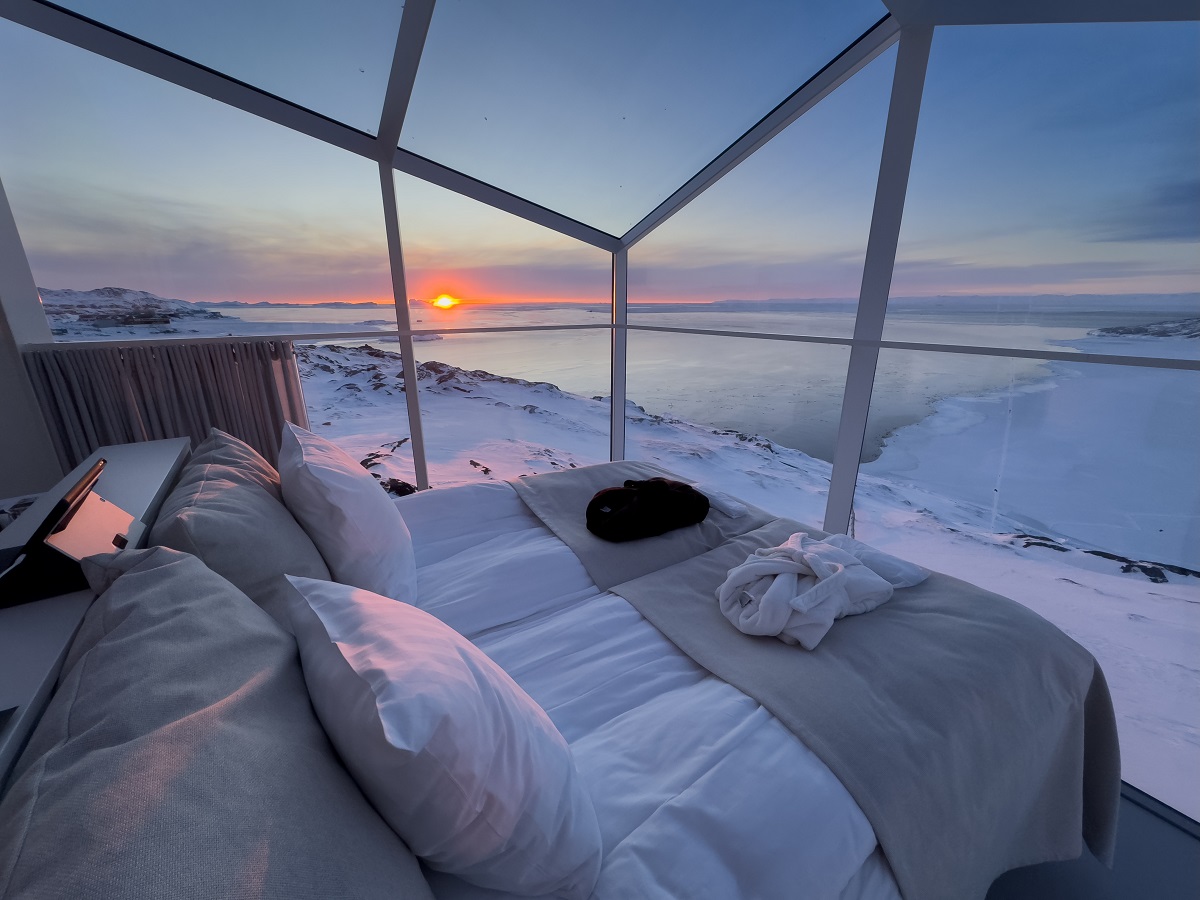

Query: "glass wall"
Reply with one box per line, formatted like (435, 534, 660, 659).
(394, 171, 611, 328)
(414, 333, 612, 487)
(0, 19, 393, 343)
(2, 4, 1197, 826)
(852, 21, 1200, 821)
(853, 352, 1200, 818)
(628, 45, 895, 335)
(862, 351, 1199, 569)
(886, 22, 1200, 360)
(625, 331, 846, 527)
(295, 339, 417, 491)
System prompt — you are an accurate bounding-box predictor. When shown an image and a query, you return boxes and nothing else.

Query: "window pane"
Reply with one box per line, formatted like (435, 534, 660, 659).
(0, 21, 392, 342)
(402, 0, 888, 233)
(855, 347, 1200, 818)
(297, 340, 417, 490)
(860, 350, 1054, 465)
(887, 22, 1200, 360)
(628, 45, 894, 338)
(54, 0, 403, 133)
(625, 330, 847, 526)
(395, 171, 611, 328)
(415, 332, 612, 485)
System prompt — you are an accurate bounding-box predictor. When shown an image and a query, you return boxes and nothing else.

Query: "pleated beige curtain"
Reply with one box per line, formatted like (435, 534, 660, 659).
(23, 339, 309, 470)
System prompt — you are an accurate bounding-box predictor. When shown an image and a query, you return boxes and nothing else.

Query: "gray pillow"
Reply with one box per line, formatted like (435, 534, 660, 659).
(0, 547, 433, 900)
(187, 426, 282, 499)
(150, 447, 331, 625)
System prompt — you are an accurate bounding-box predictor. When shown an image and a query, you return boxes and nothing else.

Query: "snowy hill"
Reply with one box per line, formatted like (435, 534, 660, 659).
(36, 287, 415, 342)
(40, 286, 226, 326)
(1091, 316, 1200, 339)
(39, 286, 230, 334)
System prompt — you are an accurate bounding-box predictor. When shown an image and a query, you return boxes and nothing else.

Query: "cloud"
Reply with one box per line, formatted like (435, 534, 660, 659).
(1089, 179, 1200, 243)
(14, 182, 393, 302)
(626, 254, 870, 302)
(890, 255, 1198, 296)
(406, 262, 610, 303)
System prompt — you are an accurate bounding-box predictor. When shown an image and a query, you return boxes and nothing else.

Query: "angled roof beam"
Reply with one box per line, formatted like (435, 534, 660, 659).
(392, 148, 622, 252)
(0, 0, 378, 159)
(376, 0, 435, 156)
(883, 0, 1200, 25)
(621, 14, 901, 250)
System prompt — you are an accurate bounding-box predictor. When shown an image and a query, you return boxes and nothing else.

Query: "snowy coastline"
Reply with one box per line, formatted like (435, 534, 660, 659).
(864, 331, 1200, 571)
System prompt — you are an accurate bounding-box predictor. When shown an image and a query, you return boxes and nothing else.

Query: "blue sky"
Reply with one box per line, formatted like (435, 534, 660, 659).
(0, 5, 1195, 305)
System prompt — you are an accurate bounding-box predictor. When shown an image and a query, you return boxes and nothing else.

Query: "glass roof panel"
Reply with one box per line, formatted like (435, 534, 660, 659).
(53, 0, 404, 134)
(401, 0, 888, 234)
(0, 18, 392, 338)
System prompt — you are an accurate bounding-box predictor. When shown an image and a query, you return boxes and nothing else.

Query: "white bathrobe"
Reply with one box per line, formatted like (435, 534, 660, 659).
(716, 533, 929, 650)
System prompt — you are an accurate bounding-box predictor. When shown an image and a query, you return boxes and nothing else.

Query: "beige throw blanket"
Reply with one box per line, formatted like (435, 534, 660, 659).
(511, 462, 1120, 900)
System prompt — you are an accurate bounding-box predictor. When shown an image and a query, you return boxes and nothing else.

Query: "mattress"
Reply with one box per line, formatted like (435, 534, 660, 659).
(400, 481, 902, 900)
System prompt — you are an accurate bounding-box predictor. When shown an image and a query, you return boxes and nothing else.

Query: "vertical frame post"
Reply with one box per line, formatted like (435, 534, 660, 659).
(379, 164, 430, 489)
(374, 0, 435, 489)
(824, 25, 933, 534)
(610, 248, 628, 461)
(0, 174, 62, 491)
(0, 176, 52, 346)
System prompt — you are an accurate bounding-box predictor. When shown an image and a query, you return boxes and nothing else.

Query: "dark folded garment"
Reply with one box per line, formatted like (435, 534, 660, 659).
(585, 478, 710, 543)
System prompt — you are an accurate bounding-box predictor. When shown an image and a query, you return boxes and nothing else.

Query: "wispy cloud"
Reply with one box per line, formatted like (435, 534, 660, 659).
(890, 255, 1198, 295)
(1088, 179, 1200, 243)
(15, 182, 392, 302)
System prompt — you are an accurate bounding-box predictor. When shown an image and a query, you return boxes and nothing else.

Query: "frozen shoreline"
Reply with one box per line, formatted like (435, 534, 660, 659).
(865, 333, 1199, 570)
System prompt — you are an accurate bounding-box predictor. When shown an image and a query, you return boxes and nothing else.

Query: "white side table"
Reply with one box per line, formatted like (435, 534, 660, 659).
(0, 437, 191, 791)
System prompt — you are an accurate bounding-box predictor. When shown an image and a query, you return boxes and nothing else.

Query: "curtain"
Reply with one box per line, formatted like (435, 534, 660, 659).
(24, 339, 310, 470)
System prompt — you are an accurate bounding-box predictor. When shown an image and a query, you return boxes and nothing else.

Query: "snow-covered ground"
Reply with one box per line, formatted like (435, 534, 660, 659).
(298, 341, 1200, 821)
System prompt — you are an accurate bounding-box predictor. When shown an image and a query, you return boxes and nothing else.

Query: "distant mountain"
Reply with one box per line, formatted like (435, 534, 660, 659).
(39, 287, 230, 327)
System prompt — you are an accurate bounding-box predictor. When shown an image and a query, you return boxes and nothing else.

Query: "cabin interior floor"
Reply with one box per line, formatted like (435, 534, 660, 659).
(986, 785, 1200, 900)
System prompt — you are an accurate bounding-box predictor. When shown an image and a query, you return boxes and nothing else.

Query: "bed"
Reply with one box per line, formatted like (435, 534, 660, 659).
(0, 428, 1120, 900)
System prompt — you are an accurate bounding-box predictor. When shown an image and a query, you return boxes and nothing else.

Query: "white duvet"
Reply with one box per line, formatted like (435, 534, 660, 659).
(399, 482, 902, 900)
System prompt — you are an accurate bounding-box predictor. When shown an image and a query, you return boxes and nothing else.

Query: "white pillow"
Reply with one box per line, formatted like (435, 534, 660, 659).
(283, 576, 603, 898)
(278, 423, 417, 602)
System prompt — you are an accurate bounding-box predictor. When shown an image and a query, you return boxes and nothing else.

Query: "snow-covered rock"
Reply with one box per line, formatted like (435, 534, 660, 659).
(1090, 316, 1200, 339)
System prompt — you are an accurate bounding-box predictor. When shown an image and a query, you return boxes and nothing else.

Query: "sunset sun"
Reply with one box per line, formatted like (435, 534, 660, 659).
(432, 294, 460, 309)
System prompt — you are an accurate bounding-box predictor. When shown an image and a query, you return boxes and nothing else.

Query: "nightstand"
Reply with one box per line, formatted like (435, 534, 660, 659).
(0, 437, 190, 792)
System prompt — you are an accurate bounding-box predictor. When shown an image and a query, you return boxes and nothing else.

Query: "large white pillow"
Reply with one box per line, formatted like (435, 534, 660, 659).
(278, 422, 417, 602)
(283, 576, 603, 898)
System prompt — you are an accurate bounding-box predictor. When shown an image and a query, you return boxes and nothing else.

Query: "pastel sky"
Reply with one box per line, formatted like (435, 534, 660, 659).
(0, 3, 1195, 306)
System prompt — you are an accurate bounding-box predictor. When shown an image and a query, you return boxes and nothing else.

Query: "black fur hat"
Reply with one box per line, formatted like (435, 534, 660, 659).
(585, 477, 710, 542)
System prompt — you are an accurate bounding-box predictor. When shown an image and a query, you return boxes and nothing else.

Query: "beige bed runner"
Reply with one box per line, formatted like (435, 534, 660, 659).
(510, 460, 780, 590)
(511, 462, 1121, 900)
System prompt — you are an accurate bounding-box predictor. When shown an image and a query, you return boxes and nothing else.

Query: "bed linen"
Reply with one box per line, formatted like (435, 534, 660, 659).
(400, 481, 901, 900)
(514, 462, 1119, 900)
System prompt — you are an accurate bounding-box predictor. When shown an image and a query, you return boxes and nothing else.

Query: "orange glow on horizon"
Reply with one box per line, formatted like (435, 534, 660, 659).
(432, 294, 461, 309)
